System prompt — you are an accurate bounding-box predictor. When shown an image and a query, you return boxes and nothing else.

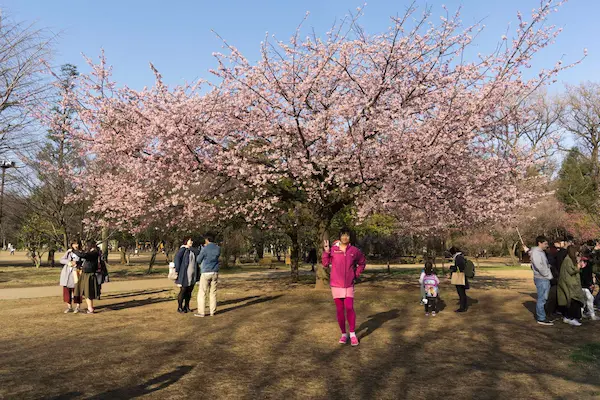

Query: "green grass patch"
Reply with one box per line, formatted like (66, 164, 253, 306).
(570, 343, 600, 364)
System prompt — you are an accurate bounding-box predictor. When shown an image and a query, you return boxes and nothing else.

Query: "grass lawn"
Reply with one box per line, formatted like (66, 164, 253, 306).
(1, 269, 600, 399)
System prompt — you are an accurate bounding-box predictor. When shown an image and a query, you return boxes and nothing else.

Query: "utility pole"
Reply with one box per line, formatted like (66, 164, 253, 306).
(0, 160, 16, 249)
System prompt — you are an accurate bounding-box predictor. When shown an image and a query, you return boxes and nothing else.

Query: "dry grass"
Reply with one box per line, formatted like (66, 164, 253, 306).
(1, 269, 600, 399)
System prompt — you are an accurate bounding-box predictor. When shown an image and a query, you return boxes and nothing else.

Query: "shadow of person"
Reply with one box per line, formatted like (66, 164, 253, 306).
(94, 297, 173, 312)
(217, 295, 283, 315)
(436, 298, 447, 312)
(87, 365, 193, 399)
(522, 300, 537, 318)
(356, 309, 400, 340)
(518, 292, 538, 300)
(466, 297, 479, 307)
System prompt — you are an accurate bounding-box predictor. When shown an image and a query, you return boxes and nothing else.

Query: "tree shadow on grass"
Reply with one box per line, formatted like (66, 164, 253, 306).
(357, 309, 400, 340)
(102, 289, 171, 300)
(86, 365, 193, 399)
(216, 295, 284, 315)
(46, 392, 83, 400)
(518, 291, 537, 300)
(95, 297, 173, 312)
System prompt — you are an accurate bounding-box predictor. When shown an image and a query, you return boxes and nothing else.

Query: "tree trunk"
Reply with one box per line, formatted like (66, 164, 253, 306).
(315, 222, 330, 290)
(62, 232, 69, 253)
(120, 247, 127, 264)
(507, 241, 519, 266)
(289, 230, 300, 283)
(147, 240, 158, 274)
(48, 249, 55, 268)
(100, 227, 109, 258)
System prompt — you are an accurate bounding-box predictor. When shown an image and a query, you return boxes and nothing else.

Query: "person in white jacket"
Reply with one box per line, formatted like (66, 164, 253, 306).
(59, 241, 83, 313)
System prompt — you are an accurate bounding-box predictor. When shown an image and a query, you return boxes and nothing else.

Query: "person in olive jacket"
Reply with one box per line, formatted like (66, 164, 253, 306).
(558, 245, 585, 326)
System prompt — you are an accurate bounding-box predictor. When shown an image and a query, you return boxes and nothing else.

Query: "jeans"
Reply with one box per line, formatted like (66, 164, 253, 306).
(534, 278, 551, 321)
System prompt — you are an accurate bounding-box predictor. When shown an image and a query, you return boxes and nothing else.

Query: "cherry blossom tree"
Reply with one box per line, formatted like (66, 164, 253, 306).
(65, 1, 581, 285)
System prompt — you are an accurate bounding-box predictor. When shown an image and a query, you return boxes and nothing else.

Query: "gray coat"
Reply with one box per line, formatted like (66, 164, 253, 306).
(174, 246, 199, 287)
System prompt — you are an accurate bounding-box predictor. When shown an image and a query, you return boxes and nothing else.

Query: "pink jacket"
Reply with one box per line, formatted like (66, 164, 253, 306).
(322, 243, 366, 288)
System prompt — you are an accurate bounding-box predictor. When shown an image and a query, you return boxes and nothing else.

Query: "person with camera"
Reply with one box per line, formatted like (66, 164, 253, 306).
(59, 240, 83, 313)
(73, 240, 101, 314)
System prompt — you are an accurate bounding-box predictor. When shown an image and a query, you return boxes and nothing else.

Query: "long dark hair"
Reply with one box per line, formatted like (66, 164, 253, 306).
(567, 245, 579, 265)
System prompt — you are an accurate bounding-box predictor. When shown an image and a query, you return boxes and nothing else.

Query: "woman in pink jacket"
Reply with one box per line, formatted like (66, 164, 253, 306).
(322, 227, 366, 346)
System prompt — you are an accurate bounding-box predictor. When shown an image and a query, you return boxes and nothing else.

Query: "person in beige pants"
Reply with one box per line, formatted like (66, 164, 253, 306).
(195, 234, 221, 317)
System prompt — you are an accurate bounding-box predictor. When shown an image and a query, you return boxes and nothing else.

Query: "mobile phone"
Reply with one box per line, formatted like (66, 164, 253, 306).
(324, 239, 330, 248)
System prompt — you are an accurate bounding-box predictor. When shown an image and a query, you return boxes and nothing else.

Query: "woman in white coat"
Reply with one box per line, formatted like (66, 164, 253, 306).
(59, 241, 83, 313)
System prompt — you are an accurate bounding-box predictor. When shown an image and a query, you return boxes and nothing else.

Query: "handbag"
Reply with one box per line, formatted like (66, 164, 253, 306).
(451, 270, 466, 286)
(168, 262, 178, 281)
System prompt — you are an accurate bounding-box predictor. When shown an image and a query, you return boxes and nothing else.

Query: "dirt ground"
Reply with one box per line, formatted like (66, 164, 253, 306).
(1, 267, 599, 400)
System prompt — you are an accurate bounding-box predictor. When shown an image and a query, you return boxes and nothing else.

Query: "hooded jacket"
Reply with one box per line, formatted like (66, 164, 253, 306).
(322, 243, 366, 288)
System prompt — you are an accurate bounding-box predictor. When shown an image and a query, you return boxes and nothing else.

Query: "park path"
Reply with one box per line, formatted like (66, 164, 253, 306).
(0, 269, 304, 300)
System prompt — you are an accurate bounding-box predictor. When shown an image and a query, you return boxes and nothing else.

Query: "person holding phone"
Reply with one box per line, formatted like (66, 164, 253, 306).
(322, 227, 366, 346)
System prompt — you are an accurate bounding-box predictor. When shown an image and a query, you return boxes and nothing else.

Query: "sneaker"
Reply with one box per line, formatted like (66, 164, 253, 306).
(194, 313, 205, 318)
(455, 309, 466, 313)
(425, 312, 429, 317)
(177, 307, 184, 314)
(73, 308, 80, 314)
(590, 315, 599, 321)
(84, 309, 94, 314)
(350, 336, 359, 346)
(338, 335, 348, 344)
(563, 317, 571, 324)
(536, 319, 554, 326)
(569, 319, 582, 326)
(64, 308, 73, 314)
(431, 311, 436, 316)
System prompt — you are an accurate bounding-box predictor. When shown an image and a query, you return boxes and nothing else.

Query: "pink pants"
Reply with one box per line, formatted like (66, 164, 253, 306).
(334, 297, 356, 333)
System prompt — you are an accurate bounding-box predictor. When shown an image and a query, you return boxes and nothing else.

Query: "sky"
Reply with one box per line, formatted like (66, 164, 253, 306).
(2, 0, 598, 92)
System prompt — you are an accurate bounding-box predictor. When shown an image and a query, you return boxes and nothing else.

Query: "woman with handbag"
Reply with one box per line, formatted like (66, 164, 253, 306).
(174, 237, 199, 313)
(73, 240, 100, 314)
(322, 227, 366, 346)
(59, 240, 83, 313)
(449, 247, 469, 313)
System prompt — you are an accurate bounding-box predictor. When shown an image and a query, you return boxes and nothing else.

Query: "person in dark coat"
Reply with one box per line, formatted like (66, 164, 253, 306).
(73, 240, 100, 314)
(545, 239, 567, 317)
(174, 237, 199, 313)
(448, 247, 469, 313)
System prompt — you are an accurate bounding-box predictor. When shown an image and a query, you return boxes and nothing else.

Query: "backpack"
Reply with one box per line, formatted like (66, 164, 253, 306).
(464, 259, 475, 278)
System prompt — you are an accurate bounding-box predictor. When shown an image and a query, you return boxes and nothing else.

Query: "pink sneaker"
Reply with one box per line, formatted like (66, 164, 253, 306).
(338, 335, 348, 344)
(350, 336, 359, 346)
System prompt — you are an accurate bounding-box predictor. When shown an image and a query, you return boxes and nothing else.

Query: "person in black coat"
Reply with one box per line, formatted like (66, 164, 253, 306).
(448, 247, 469, 313)
(174, 237, 199, 313)
(73, 240, 100, 314)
